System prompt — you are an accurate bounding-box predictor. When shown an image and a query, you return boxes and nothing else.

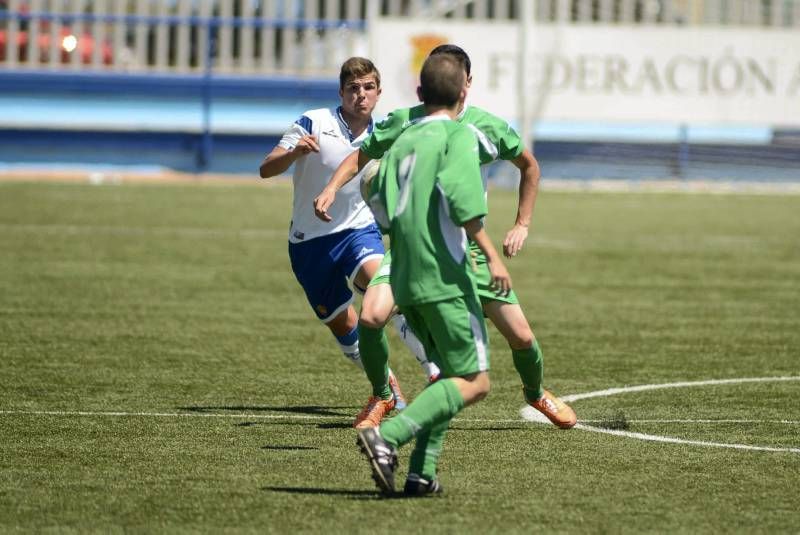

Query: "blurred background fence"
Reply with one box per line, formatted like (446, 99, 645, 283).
(1, 0, 799, 178)
(3, 0, 800, 75)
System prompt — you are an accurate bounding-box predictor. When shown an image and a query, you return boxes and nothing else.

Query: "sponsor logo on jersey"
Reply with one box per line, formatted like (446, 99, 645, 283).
(321, 129, 337, 138)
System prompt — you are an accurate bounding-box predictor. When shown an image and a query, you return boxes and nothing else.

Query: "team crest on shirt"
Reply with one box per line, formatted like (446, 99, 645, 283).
(316, 304, 328, 316)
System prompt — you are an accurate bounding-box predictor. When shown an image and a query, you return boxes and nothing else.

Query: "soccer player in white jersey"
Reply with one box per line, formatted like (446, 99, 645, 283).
(259, 57, 406, 412)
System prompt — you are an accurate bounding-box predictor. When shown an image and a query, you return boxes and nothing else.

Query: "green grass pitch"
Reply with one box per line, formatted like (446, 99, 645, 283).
(1, 179, 798, 533)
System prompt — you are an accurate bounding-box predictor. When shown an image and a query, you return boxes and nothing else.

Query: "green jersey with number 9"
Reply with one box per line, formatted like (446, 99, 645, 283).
(367, 115, 486, 307)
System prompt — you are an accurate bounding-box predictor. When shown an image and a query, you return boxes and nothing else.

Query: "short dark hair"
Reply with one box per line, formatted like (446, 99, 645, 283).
(429, 44, 471, 76)
(339, 57, 381, 89)
(419, 54, 465, 107)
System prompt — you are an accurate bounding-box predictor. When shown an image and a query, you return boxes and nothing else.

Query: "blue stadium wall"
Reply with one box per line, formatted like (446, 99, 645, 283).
(1, 70, 798, 180)
(0, 70, 340, 175)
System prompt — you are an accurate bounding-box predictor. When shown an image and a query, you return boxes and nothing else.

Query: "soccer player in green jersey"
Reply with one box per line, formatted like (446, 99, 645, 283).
(357, 53, 511, 496)
(315, 45, 576, 430)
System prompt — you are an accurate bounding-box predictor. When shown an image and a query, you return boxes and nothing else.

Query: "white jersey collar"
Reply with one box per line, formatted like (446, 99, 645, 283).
(335, 106, 374, 142)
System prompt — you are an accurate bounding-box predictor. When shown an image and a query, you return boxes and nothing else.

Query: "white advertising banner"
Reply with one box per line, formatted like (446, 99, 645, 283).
(370, 19, 800, 126)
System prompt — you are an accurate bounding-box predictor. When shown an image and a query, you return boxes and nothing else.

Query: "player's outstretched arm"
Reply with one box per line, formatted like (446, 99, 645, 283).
(503, 149, 541, 257)
(313, 149, 372, 222)
(259, 135, 320, 178)
(464, 218, 512, 296)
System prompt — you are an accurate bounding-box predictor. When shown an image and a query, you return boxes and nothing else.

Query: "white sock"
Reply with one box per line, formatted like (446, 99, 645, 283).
(391, 313, 441, 380)
(338, 340, 364, 369)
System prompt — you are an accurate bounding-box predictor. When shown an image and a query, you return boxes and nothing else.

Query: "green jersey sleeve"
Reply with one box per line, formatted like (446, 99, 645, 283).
(360, 108, 412, 160)
(437, 124, 487, 225)
(461, 106, 524, 165)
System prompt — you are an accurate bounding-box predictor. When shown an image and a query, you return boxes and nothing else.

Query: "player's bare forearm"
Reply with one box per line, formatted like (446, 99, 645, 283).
(464, 218, 512, 295)
(503, 150, 541, 257)
(259, 135, 320, 178)
(314, 149, 372, 221)
(259, 147, 294, 178)
(334, 150, 368, 191)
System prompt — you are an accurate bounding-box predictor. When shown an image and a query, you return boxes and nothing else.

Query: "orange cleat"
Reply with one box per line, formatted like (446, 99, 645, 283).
(354, 396, 397, 429)
(530, 389, 577, 429)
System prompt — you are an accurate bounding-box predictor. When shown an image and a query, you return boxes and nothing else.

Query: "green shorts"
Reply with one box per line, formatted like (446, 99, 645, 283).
(473, 257, 519, 305)
(399, 295, 490, 378)
(470, 244, 519, 306)
(368, 249, 392, 288)
(370, 248, 518, 305)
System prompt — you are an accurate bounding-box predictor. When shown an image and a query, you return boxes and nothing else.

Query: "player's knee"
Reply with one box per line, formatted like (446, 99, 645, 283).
(470, 373, 491, 402)
(472, 388, 490, 403)
(506, 326, 534, 350)
(358, 313, 385, 330)
(473, 378, 491, 402)
(327, 308, 357, 336)
(358, 308, 390, 329)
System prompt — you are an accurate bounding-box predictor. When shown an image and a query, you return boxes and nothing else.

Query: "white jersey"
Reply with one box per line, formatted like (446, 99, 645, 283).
(279, 107, 375, 243)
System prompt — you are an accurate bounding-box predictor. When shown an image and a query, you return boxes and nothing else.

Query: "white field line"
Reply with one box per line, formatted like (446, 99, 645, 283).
(3, 172, 798, 194)
(0, 410, 341, 420)
(0, 223, 580, 251)
(560, 376, 800, 403)
(572, 423, 800, 454)
(521, 376, 800, 454)
(540, 178, 800, 195)
(0, 223, 284, 239)
(3, 377, 799, 454)
(0, 410, 798, 427)
(0, 409, 527, 425)
(580, 419, 800, 425)
(3, 223, 787, 254)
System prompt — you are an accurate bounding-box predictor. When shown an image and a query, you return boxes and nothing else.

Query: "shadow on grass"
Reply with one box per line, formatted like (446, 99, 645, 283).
(597, 411, 630, 430)
(262, 445, 319, 451)
(448, 425, 529, 432)
(263, 486, 380, 499)
(263, 486, 411, 500)
(179, 405, 353, 417)
(230, 420, 352, 430)
(317, 422, 354, 430)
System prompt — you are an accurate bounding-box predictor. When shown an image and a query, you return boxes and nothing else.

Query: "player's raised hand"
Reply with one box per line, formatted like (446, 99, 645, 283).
(314, 187, 335, 222)
(294, 135, 320, 155)
(503, 223, 528, 257)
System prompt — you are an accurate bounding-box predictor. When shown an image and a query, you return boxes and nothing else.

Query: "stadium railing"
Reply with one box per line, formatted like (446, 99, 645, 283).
(2, 0, 799, 76)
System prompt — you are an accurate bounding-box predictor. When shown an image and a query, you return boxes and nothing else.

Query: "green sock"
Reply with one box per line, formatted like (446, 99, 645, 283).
(408, 419, 449, 480)
(379, 378, 464, 448)
(513, 339, 544, 402)
(357, 323, 391, 399)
